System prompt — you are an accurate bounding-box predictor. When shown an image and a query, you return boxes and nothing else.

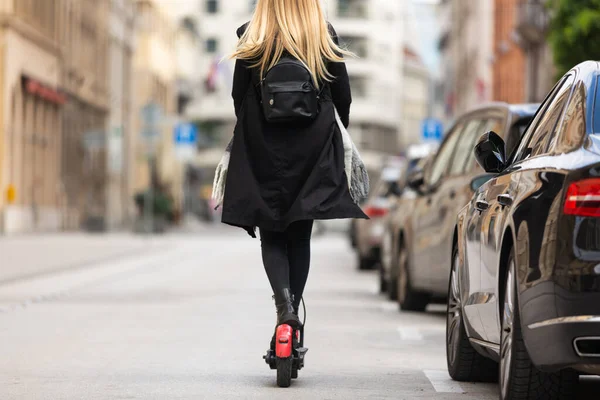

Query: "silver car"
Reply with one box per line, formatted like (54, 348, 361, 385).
(354, 166, 402, 270)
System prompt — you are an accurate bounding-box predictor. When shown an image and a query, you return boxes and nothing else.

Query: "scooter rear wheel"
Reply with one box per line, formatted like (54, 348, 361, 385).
(276, 357, 293, 387)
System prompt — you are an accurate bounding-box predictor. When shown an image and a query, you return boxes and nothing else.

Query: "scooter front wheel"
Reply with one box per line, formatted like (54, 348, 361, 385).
(276, 357, 293, 387)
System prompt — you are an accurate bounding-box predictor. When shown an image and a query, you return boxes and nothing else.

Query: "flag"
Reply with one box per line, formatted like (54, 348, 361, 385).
(205, 57, 220, 93)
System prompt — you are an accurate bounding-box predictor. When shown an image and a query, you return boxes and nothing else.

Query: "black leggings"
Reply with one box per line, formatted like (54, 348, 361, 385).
(259, 220, 314, 308)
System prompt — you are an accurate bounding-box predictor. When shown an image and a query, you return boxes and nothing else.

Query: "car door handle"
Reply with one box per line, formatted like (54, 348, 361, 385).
(497, 194, 513, 208)
(475, 199, 489, 211)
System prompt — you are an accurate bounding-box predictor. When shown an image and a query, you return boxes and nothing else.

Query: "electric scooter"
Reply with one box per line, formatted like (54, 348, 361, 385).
(263, 299, 308, 387)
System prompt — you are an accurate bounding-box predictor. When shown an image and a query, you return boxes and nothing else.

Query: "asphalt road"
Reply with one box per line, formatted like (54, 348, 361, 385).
(0, 229, 596, 399)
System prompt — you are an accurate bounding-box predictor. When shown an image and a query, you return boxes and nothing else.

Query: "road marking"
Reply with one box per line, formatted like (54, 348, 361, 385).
(397, 327, 424, 341)
(424, 370, 465, 393)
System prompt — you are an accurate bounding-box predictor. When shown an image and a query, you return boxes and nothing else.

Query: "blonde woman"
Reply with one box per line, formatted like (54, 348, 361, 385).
(221, 0, 367, 346)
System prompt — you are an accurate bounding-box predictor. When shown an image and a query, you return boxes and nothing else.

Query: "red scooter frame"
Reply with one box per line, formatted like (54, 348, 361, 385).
(264, 323, 308, 387)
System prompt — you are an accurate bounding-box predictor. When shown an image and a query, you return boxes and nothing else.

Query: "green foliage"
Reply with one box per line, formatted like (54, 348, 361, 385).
(548, 0, 600, 77)
(134, 190, 174, 216)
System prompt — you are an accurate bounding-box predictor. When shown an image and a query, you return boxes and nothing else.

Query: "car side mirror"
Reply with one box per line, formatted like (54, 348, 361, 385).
(474, 131, 507, 173)
(407, 168, 425, 190)
(470, 173, 496, 192)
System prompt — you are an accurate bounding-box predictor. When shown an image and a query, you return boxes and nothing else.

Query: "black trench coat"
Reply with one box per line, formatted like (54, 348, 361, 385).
(221, 24, 367, 236)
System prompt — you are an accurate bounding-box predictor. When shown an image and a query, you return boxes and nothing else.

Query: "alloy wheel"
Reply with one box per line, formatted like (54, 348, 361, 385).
(500, 262, 515, 399)
(446, 253, 461, 366)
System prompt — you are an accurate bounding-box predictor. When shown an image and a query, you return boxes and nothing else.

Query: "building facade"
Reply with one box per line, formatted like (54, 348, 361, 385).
(60, 0, 110, 230)
(438, 0, 493, 120)
(0, 0, 65, 234)
(107, 0, 136, 229)
(132, 0, 181, 215)
(189, 0, 405, 165)
(401, 47, 430, 148)
(493, 0, 526, 104)
(514, 0, 554, 102)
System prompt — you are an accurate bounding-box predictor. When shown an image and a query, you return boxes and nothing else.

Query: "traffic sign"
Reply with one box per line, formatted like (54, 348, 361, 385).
(141, 102, 162, 127)
(140, 103, 164, 156)
(83, 130, 106, 150)
(174, 122, 198, 161)
(422, 118, 443, 142)
(174, 123, 198, 145)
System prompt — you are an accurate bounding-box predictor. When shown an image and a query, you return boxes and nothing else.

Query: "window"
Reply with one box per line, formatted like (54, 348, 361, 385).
(349, 76, 367, 98)
(505, 116, 533, 159)
(462, 117, 505, 173)
(338, 0, 367, 18)
(206, 38, 218, 53)
(206, 0, 218, 13)
(426, 122, 463, 186)
(555, 83, 586, 153)
(513, 75, 575, 163)
(449, 117, 489, 175)
(340, 36, 368, 58)
(528, 76, 574, 157)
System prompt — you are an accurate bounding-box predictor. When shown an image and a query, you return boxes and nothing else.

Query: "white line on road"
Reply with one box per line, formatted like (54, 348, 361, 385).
(397, 327, 424, 341)
(424, 370, 465, 393)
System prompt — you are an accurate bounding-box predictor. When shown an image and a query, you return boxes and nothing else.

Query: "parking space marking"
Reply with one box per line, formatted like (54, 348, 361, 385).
(424, 369, 465, 393)
(397, 327, 424, 341)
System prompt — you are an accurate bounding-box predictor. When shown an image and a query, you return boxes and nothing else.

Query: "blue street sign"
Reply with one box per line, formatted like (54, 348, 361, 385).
(422, 118, 444, 142)
(174, 123, 198, 146)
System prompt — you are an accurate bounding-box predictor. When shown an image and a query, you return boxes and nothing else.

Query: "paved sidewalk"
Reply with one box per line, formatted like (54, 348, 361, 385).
(0, 233, 163, 285)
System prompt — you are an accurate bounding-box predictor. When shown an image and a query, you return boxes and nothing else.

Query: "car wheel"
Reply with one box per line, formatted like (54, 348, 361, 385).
(397, 244, 430, 311)
(349, 221, 357, 248)
(446, 247, 498, 382)
(357, 253, 375, 271)
(380, 233, 392, 293)
(499, 251, 578, 400)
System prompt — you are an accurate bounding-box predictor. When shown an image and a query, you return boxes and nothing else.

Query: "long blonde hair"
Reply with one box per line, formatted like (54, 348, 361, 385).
(231, 0, 353, 87)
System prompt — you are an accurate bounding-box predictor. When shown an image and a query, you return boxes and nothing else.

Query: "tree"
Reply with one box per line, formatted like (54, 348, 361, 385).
(548, 0, 600, 77)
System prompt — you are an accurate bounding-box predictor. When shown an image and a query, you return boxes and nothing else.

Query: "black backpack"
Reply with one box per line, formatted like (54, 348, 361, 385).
(259, 56, 323, 123)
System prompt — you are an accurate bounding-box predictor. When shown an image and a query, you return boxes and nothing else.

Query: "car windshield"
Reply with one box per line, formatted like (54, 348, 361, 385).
(506, 116, 534, 161)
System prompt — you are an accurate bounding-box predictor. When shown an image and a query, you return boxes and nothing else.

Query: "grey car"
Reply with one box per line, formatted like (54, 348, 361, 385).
(385, 103, 539, 310)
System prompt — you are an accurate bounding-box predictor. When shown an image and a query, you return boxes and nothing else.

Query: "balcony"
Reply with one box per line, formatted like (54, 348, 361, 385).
(516, 0, 550, 45)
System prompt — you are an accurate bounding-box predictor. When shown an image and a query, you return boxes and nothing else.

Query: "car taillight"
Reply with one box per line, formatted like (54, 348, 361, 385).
(564, 178, 600, 217)
(364, 206, 388, 218)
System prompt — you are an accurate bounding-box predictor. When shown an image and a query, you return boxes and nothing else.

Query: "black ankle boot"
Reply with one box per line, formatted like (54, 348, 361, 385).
(274, 288, 301, 328)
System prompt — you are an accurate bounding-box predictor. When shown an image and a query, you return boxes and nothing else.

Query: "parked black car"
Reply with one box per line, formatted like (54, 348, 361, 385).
(448, 61, 600, 399)
(386, 102, 538, 311)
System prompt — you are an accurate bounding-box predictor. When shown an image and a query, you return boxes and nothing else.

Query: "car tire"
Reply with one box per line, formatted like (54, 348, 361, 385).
(446, 247, 498, 382)
(397, 244, 430, 311)
(499, 251, 578, 400)
(349, 221, 357, 248)
(357, 253, 375, 271)
(387, 268, 398, 300)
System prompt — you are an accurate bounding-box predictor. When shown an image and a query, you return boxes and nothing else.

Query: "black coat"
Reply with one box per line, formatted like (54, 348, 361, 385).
(221, 23, 367, 236)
